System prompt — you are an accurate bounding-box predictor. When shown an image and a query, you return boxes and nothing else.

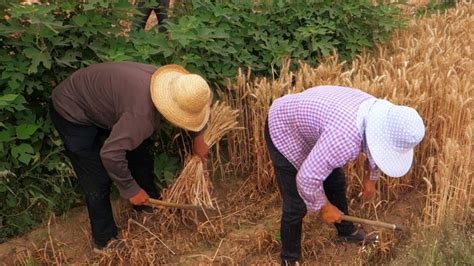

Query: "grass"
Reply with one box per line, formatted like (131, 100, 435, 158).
(416, 0, 457, 15)
(391, 221, 474, 265)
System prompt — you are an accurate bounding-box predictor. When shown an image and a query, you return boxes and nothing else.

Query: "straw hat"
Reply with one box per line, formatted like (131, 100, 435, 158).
(365, 100, 425, 177)
(150, 64, 212, 132)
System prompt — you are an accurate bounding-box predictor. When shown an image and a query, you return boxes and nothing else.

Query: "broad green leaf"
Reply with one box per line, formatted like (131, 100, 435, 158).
(0, 23, 25, 35)
(13, 96, 27, 111)
(0, 94, 18, 102)
(72, 15, 88, 27)
(11, 143, 34, 165)
(23, 48, 52, 73)
(163, 170, 174, 180)
(83, 2, 96, 11)
(55, 51, 81, 68)
(0, 130, 12, 142)
(23, 47, 40, 59)
(7, 79, 20, 90)
(16, 124, 40, 140)
(53, 185, 61, 193)
(6, 196, 17, 207)
(0, 94, 19, 109)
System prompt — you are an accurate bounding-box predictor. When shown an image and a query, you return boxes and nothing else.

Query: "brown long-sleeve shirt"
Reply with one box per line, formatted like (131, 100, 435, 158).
(52, 61, 159, 199)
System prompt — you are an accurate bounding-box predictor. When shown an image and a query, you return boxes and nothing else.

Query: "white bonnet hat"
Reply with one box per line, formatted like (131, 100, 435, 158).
(366, 100, 425, 177)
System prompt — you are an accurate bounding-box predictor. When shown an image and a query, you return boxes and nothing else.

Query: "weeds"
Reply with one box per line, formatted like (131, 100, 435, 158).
(390, 221, 474, 265)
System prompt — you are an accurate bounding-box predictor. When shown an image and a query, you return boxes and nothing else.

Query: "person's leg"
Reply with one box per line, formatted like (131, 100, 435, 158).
(126, 139, 160, 200)
(265, 121, 306, 263)
(50, 105, 118, 247)
(135, 0, 154, 29)
(135, 0, 169, 31)
(155, 0, 170, 32)
(323, 168, 355, 236)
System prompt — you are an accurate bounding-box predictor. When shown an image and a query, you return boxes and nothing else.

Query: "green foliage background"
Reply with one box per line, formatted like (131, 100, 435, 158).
(170, 0, 403, 81)
(0, 0, 403, 241)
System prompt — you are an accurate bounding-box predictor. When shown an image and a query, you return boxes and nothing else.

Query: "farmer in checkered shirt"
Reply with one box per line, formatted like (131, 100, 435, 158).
(264, 85, 425, 264)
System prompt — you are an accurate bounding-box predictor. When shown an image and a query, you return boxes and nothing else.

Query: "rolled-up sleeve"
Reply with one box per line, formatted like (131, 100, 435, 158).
(296, 132, 357, 212)
(100, 112, 154, 199)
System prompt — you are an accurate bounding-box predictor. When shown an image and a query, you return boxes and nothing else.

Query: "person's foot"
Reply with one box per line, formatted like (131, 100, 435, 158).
(281, 260, 300, 266)
(93, 238, 126, 255)
(338, 228, 378, 244)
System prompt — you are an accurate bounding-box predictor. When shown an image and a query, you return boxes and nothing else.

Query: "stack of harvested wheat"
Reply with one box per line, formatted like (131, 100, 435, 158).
(158, 101, 239, 227)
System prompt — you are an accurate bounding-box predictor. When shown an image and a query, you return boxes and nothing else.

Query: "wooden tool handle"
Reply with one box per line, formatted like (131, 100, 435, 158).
(147, 198, 205, 211)
(342, 215, 403, 230)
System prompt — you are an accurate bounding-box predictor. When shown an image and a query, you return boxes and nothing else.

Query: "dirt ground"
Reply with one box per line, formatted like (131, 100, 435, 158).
(0, 176, 424, 265)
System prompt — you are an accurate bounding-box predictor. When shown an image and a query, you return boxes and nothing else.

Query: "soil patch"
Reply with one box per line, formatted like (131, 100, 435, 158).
(0, 179, 425, 265)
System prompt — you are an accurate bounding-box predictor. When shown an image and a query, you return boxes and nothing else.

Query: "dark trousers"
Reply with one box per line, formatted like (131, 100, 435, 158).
(264, 121, 355, 262)
(50, 105, 159, 247)
(136, 0, 170, 31)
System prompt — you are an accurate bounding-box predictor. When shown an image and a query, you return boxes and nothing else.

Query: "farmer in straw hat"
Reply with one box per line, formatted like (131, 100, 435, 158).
(264, 85, 425, 264)
(50, 62, 212, 252)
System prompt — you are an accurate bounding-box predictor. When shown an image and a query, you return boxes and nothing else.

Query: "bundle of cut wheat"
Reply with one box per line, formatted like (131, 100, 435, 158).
(158, 101, 239, 225)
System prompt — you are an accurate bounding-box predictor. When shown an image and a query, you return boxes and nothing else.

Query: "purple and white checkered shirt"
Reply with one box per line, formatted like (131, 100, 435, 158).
(268, 86, 380, 212)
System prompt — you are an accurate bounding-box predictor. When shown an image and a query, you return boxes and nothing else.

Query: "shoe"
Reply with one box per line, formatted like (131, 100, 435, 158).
(93, 238, 126, 255)
(338, 228, 379, 244)
(281, 260, 300, 266)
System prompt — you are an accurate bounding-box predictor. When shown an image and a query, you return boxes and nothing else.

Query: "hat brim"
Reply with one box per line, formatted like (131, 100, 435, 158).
(150, 64, 210, 132)
(365, 100, 414, 177)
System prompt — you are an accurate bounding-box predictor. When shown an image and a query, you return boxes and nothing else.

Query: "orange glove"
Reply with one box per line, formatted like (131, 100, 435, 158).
(129, 189, 150, 205)
(320, 202, 343, 224)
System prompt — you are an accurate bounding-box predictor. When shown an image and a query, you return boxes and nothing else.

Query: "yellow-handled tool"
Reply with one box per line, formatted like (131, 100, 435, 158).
(342, 215, 404, 230)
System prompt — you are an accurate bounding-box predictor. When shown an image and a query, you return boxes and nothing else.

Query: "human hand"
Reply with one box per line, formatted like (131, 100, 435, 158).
(362, 178, 376, 201)
(192, 134, 209, 159)
(320, 202, 343, 224)
(129, 189, 150, 205)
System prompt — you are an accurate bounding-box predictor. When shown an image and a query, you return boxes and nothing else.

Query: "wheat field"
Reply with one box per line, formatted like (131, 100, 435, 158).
(221, 0, 473, 228)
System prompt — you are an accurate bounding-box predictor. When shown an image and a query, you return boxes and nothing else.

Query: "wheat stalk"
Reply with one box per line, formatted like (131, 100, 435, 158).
(159, 101, 239, 226)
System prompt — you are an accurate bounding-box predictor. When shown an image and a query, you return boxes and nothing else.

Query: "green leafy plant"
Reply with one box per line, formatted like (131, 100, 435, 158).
(0, 0, 164, 241)
(162, 0, 404, 83)
(416, 0, 456, 16)
(153, 152, 180, 189)
(389, 221, 473, 265)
